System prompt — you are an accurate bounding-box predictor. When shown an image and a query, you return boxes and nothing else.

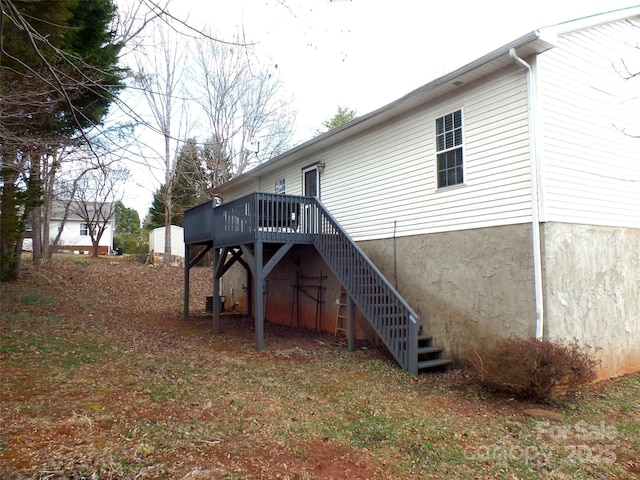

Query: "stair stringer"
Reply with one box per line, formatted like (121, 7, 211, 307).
(310, 198, 422, 374)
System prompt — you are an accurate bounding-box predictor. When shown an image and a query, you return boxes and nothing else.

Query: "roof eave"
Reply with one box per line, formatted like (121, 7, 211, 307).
(214, 30, 555, 195)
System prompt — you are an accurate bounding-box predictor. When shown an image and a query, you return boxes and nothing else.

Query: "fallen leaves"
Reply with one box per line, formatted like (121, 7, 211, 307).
(1, 257, 639, 480)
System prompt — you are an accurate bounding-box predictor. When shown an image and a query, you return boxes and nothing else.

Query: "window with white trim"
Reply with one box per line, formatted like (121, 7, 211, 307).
(80, 223, 96, 236)
(436, 110, 464, 188)
(275, 178, 285, 194)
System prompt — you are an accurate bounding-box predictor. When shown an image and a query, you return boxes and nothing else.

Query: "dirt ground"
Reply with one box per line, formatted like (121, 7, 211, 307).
(1, 257, 639, 479)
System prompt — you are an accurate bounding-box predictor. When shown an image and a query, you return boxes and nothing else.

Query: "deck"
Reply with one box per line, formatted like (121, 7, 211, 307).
(183, 192, 451, 374)
(184, 193, 319, 248)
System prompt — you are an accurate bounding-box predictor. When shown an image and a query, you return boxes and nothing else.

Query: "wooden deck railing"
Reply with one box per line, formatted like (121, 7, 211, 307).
(185, 193, 318, 246)
(183, 192, 420, 374)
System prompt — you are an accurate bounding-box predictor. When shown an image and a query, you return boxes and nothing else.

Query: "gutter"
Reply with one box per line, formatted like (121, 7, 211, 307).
(509, 48, 545, 340)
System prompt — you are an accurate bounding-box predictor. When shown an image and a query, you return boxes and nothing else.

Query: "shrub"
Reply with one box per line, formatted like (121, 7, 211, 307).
(113, 232, 148, 256)
(466, 337, 599, 401)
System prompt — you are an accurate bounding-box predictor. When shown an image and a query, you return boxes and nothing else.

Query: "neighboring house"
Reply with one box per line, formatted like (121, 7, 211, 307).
(184, 7, 640, 378)
(149, 226, 185, 264)
(47, 201, 115, 255)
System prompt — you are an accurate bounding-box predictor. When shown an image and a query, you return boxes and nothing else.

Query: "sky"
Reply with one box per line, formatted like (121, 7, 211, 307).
(121, 0, 640, 217)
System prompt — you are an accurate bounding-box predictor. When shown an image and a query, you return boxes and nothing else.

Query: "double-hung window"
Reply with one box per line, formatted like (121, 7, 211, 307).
(80, 223, 95, 236)
(436, 110, 464, 188)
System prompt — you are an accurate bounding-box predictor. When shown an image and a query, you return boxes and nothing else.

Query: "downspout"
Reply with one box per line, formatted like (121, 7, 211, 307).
(509, 48, 545, 340)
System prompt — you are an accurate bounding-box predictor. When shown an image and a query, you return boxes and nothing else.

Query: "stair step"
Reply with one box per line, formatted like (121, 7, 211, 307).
(417, 346, 443, 355)
(391, 334, 434, 346)
(313, 205, 446, 375)
(418, 358, 453, 370)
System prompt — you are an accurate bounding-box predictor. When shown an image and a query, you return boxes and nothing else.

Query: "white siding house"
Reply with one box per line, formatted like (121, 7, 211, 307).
(44, 201, 115, 255)
(207, 7, 640, 379)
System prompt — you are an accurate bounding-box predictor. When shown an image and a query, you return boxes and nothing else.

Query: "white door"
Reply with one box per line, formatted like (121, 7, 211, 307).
(302, 165, 321, 233)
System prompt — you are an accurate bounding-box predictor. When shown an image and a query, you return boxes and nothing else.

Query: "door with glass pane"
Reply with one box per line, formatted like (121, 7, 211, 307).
(303, 166, 319, 198)
(302, 165, 320, 234)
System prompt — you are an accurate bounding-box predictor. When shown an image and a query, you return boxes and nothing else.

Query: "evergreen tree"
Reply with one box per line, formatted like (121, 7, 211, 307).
(114, 201, 141, 234)
(172, 138, 208, 217)
(145, 138, 218, 230)
(316, 106, 358, 135)
(0, 0, 125, 279)
(113, 201, 144, 254)
(146, 186, 176, 229)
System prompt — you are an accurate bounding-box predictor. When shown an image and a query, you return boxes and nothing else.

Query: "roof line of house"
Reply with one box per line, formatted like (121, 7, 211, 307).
(542, 4, 640, 36)
(213, 29, 547, 194)
(213, 5, 640, 195)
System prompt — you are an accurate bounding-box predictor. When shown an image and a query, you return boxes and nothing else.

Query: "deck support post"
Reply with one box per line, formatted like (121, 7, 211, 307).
(347, 295, 355, 352)
(183, 244, 190, 320)
(213, 247, 221, 334)
(240, 244, 255, 318)
(255, 241, 264, 350)
(246, 266, 252, 317)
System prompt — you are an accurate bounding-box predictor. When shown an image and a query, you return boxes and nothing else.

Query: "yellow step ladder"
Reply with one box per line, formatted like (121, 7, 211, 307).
(335, 287, 348, 337)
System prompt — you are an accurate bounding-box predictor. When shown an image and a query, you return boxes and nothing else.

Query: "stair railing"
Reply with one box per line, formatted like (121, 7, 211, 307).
(310, 197, 419, 374)
(187, 192, 420, 374)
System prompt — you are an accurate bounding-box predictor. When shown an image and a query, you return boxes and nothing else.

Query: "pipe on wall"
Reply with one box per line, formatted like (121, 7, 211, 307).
(509, 47, 545, 340)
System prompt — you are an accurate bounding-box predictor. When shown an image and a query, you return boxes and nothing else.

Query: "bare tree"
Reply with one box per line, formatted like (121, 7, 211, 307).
(134, 23, 189, 266)
(68, 165, 129, 257)
(613, 19, 640, 139)
(25, 116, 136, 263)
(31, 146, 77, 264)
(192, 33, 295, 177)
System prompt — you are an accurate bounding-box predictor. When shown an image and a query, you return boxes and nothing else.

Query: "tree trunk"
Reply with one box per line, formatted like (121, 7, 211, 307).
(0, 182, 23, 280)
(30, 157, 43, 264)
(42, 154, 59, 262)
(90, 227, 105, 258)
(31, 206, 42, 264)
(91, 237, 100, 257)
(42, 200, 52, 262)
(163, 120, 173, 267)
(163, 196, 172, 266)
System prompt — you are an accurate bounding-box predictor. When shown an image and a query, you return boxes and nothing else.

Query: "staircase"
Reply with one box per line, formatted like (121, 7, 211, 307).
(184, 192, 451, 374)
(310, 198, 452, 374)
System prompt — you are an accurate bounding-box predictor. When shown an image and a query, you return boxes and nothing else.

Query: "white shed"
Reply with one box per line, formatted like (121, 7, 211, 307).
(149, 225, 185, 258)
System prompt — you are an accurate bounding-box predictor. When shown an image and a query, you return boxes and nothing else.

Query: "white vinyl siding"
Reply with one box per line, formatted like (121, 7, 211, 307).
(49, 220, 113, 250)
(537, 18, 640, 228)
(216, 68, 531, 241)
(220, 163, 303, 202)
(319, 67, 532, 241)
(219, 179, 260, 201)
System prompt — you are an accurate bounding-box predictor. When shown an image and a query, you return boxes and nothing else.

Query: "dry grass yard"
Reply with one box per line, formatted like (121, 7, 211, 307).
(1, 256, 639, 479)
